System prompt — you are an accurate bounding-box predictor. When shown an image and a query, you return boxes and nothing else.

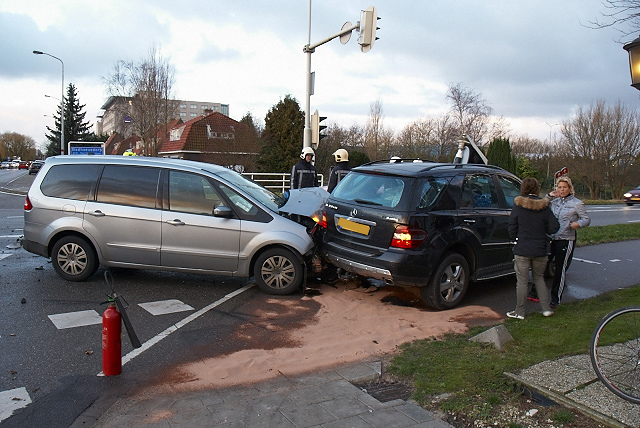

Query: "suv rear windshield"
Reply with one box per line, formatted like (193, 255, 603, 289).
(332, 172, 409, 208)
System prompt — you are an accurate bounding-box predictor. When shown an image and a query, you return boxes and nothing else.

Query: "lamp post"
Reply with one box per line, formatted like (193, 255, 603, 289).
(623, 35, 640, 90)
(33, 50, 64, 155)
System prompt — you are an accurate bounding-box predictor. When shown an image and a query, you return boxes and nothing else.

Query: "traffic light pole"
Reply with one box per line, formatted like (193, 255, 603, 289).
(302, 1, 362, 150)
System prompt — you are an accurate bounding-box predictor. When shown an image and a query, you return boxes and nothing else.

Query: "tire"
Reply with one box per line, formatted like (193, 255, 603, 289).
(51, 236, 99, 281)
(590, 305, 640, 404)
(253, 248, 304, 295)
(421, 252, 470, 310)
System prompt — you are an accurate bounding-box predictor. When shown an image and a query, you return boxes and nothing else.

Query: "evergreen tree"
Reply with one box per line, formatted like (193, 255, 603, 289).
(487, 137, 516, 173)
(257, 95, 304, 172)
(45, 83, 92, 156)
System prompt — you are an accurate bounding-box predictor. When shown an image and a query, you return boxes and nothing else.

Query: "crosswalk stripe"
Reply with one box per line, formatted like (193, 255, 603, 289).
(0, 387, 32, 423)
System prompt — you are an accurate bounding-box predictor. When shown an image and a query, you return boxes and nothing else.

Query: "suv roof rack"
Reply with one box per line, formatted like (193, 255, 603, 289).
(359, 159, 506, 173)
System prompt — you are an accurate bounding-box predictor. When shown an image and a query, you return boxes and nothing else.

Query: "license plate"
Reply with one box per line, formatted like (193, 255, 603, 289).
(337, 217, 370, 235)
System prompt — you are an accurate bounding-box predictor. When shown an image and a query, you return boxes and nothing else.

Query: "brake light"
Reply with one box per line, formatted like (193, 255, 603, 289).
(391, 225, 427, 249)
(315, 209, 327, 229)
(24, 195, 32, 211)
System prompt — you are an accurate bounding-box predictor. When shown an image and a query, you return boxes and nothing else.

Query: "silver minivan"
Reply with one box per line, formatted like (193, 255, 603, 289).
(22, 156, 315, 295)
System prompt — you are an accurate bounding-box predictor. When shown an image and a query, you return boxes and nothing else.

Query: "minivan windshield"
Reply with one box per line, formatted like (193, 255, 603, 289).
(332, 172, 408, 208)
(215, 170, 284, 212)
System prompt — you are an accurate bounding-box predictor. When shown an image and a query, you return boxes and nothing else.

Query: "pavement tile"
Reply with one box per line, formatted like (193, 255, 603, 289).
(319, 395, 374, 419)
(359, 406, 418, 428)
(320, 415, 375, 428)
(280, 402, 338, 427)
(395, 402, 437, 423)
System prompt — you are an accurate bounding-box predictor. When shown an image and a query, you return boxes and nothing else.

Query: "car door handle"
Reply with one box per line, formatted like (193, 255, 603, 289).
(166, 219, 185, 226)
(88, 210, 105, 217)
(463, 219, 476, 224)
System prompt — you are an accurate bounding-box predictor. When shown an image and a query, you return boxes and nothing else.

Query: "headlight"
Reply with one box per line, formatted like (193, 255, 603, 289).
(624, 193, 632, 198)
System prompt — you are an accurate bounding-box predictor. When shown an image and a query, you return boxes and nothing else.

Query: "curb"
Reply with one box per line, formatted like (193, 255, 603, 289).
(504, 371, 626, 428)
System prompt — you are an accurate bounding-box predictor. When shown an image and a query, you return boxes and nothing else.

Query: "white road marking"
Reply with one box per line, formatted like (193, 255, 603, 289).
(48, 310, 103, 329)
(98, 283, 255, 376)
(0, 387, 32, 423)
(7, 216, 23, 219)
(139, 299, 194, 315)
(609, 259, 621, 262)
(629, 220, 640, 223)
(0, 254, 11, 261)
(573, 257, 601, 265)
(0, 235, 21, 238)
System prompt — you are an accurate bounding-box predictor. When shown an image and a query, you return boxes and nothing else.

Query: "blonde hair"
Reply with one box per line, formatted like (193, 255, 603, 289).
(556, 176, 574, 194)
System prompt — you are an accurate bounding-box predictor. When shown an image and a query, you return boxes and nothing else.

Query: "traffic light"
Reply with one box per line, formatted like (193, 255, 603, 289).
(358, 6, 379, 53)
(311, 110, 327, 149)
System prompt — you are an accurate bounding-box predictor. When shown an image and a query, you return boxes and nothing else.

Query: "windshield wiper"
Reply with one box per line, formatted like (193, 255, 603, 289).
(354, 199, 382, 206)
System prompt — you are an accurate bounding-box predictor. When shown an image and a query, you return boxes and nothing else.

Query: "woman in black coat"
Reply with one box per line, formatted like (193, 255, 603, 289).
(506, 177, 560, 320)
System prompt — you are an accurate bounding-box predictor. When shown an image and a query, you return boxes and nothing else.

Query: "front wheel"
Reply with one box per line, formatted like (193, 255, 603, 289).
(422, 252, 470, 310)
(51, 236, 99, 281)
(590, 306, 640, 404)
(253, 248, 303, 295)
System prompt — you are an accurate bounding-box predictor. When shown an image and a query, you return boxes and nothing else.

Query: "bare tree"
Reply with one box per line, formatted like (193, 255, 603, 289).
(0, 132, 37, 160)
(364, 99, 393, 160)
(446, 83, 492, 144)
(590, 0, 640, 38)
(103, 46, 176, 156)
(560, 99, 640, 199)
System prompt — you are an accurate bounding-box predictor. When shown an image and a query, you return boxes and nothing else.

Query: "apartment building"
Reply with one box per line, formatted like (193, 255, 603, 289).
(97, 96, 229, 137)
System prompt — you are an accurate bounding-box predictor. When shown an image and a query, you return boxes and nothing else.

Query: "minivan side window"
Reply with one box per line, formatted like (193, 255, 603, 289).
(168, 171, 225, 215)
(41, 164, 101, 200)
(96, 165, 160, 209)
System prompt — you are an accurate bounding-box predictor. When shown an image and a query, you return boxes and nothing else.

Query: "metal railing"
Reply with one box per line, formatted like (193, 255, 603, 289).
(242, 172, 324, 194)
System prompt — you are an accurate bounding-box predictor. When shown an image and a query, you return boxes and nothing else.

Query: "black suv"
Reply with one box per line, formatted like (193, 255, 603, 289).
(321, 159, 522, 309)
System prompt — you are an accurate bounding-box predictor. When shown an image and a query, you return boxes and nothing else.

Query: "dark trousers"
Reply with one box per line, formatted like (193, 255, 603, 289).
(549, 239, 575, 305)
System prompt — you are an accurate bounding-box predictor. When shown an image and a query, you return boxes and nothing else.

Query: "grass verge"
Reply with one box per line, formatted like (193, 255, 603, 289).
(388, 285, 640, 418)
(577, 222, 640, 246)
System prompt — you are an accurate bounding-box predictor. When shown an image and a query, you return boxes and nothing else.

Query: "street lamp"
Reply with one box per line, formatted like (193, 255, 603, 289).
(33, 50, 65, 155)
(623, 35, 640, 90)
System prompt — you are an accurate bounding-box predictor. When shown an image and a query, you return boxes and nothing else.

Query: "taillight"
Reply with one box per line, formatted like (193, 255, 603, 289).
(314, 209, 327, 229)
(24, 195, 32, 211)
(391, 225, 427, 249)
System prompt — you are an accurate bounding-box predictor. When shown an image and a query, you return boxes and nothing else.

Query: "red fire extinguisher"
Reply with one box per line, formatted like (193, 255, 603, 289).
(102, 301, 122, 376)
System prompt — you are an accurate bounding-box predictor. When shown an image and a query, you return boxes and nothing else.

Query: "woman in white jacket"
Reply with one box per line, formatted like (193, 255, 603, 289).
(545, 177, 590, 307)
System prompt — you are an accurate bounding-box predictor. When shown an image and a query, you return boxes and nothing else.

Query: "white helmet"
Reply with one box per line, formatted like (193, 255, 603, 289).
(300, 147, 315, 159)
(333, 148, 349, 162)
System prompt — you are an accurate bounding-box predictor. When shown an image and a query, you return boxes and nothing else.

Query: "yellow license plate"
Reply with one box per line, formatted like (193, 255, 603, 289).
(337, 217, 370, 235)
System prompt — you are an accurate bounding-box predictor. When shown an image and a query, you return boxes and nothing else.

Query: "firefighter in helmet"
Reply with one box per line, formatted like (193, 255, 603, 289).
(327, 148, 350, 193)
(290, 147, 319, 189)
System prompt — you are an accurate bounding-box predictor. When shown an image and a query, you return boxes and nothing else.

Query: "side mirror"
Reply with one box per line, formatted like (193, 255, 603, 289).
(213, 206, 233, 218)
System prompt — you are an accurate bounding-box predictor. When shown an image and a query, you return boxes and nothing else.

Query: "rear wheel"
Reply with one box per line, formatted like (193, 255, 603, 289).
(254, 248, 304, 295)
(422, 252, 470, 310)
(51, 236, 99, 281)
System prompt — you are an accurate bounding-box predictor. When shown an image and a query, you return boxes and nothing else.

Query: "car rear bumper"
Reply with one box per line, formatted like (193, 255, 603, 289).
(22, 239, 48, 258)
(322, 243, 436, 287)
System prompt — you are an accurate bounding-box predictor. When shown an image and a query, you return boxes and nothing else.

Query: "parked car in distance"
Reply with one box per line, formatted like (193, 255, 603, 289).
(624, 185, 640, 206)
(22, 156, 315, 295)
(321, 159, 522, 310)
(28, 160, 44, 175)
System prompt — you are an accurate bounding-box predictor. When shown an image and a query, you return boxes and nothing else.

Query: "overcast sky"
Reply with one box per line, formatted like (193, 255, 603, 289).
(1, 0, 638, 151)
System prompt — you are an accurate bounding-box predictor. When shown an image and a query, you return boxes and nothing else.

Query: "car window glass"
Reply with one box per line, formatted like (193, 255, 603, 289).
(461, 175, 499, 209)
(332, 172, 406, 208)
(416, 177, 448, 210)
(41, 164, 101, 200)
(498, 176, 521, 208)
(96, 165, 159, 209)
(169, 171, 226, 215)
(218, 183, 261, 216)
